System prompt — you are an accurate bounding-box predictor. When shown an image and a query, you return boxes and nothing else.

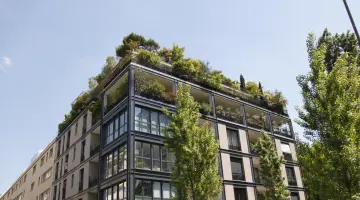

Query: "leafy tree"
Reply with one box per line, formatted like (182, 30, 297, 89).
(245, 81, 260, 96)
(296, 30, 360, 199)
(316, 28, 360, 71)
(116, 33, 160, 58)
(89, 56, 117, 89)
(163, 84, 222, 200)
(240, 74, 245, 91)
(258, 82, 263, 95)
(252, 132, 288, 200)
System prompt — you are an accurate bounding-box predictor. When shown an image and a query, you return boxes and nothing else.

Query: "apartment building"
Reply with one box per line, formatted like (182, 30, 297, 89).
(0, 140, 56, 200)
(51, 52, 305, 200)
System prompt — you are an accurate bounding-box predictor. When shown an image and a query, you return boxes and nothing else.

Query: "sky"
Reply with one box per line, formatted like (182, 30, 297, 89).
(0, 0, 359, 194)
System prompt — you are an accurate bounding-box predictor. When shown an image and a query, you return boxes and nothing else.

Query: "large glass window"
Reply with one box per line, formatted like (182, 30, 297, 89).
(135, 107, 169, 136)
(286, 167, 297, 186)
(105, 110, 128, 146)
(103, 181, 127, 200)
(230, 157, 245, 181)
(104, 144, 127, 180)
(234, 188, 247, 200)
(227, 129, 241, 151)
(135, 141, 175, 172)
(135, 180, 175, 200)
(281, 143, 292, 161)
(162, 148, 174, 172)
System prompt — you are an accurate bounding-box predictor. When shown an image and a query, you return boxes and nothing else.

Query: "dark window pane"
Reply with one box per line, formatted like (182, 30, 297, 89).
(143, 181, 152, 197)
(230, 157, 245, 180)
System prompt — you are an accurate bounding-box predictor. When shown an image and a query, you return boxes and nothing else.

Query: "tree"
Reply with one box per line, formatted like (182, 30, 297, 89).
(252, 132, 289, 200)
(163, 84, 222, 200)
(258, 82, 263, 95)
(240, 74, 245, 91)
(296, 30, 360, 199)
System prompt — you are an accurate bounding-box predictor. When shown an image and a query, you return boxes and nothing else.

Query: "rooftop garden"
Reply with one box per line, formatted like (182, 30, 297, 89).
(57, 33, 288, 135)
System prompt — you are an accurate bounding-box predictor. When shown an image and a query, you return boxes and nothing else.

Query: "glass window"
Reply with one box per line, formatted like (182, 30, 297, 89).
(135, 142, 151, 169)
(153, 145, 161, 171)
(153, 182, 161, 199)
(106, 154, 113, 178)
(107, 122, 114, 144)
(107, 187, 112, 200)
(162, 183, 170, 199)
(151, 111, 159, 135)
(162, 148, 174, 172)
(160, 114, 169, 136)
(114, 117, 119, 140)
(281, 143, 291, 153)
(135, 107, 169, 136)
(245, 106, 269, 130)
(113, 150, 118, 173)
(113, 185, 118, 200)
(230, 157, 245, 180)
(119, 145, 127, 171)
(286, 167, 297, 186)
(290, 192, 299, 200)
(227, 129, 241, 151)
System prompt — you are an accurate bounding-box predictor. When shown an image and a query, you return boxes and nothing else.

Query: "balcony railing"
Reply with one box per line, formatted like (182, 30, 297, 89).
(273, 127, 292, 137)
(287, 176, 297, 186)
(228, 144, 241, 151)
(90, 145, 100, 157)
(283, 153, 293, 162)
(89, 177, 98, 188)
(232, 172, 245, 181)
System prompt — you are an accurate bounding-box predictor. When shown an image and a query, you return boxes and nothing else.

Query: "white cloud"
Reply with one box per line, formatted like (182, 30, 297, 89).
(0, 56, 12, 74)
(2, 56, 12, 66)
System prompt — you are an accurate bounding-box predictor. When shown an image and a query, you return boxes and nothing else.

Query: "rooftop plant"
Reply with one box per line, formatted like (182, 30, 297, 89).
(58, 33, 289, 135)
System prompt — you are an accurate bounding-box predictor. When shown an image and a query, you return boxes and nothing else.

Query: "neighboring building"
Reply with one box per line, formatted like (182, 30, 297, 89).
(51, 53, 305, 200)
(0, 140, 56, 200)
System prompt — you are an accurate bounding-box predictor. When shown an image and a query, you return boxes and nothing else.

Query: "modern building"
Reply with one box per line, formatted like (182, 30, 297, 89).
(50, 52, 305, 200)
(0, 140, 56, 200)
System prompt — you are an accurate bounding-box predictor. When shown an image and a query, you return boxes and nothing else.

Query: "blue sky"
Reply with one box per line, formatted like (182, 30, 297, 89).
(0, 0, 359, 193)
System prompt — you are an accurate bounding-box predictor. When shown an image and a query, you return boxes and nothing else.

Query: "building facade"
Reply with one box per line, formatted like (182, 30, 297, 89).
(51, 56, 306, 200)
(0, 140, 56, 200)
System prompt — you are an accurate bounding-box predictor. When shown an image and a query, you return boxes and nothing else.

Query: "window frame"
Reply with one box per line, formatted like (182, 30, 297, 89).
(135, 107, 169, 136)
(135, 141, 174, 172)
(230, 157, 245, 181)
(105, 109, 128, 146)
(227, 128, 241, 151)
(135, 179, 175, 200)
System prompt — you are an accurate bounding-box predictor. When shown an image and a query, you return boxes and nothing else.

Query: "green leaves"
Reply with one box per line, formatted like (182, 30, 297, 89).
(297, 29, 360, 199)
(252, 132, 288, 200)
(164, 84, 222, 200)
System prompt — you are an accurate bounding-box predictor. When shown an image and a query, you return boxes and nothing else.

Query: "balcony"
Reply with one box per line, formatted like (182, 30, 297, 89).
(248, 130, 261, 155)
(89, 177, 98, 188)
(245, 106, 269, 131)
(271, 114, 292, 137)
(90, 145, 100, 157)
(135, 70, 175, 105)
(215, 95, 243, 124)
(104, 71, 129, 115)
(190, 87, 212, 116)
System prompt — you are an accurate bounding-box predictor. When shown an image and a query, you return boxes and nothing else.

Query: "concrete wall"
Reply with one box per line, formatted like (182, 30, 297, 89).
(239, 129, 248, 153)
(218, 124, 228, 150)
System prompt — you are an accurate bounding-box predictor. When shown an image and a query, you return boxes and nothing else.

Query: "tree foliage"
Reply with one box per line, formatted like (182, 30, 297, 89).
(240, 74, 245, 91)
(253, 132, 288, 200)
(163, 84, 222, 200)
(296, 29, 360, 199)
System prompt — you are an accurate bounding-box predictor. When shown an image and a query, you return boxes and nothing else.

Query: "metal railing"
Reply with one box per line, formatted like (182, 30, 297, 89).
(89, 177, 98, 188)
(228, 144, 242, 151)
(232, 172, 245, 181)
(90, 145, 100, 157)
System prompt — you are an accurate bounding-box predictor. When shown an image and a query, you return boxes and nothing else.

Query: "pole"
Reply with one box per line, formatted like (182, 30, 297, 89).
(342, 0, 360, 48)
